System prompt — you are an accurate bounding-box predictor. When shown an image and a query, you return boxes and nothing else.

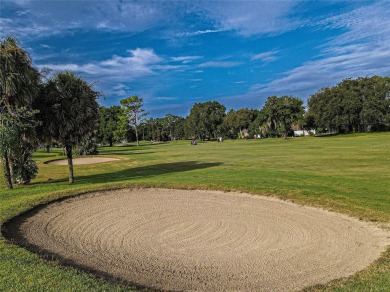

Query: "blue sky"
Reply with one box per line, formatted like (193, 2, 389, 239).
(1, 1, 390, 117)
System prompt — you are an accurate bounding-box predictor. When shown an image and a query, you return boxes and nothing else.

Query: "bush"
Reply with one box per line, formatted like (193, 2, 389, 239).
(11, 156, 38, 185)
(77, 136, 99, 155)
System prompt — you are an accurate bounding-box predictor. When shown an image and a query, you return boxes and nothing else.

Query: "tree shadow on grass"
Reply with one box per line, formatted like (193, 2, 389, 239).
(35, 161, 223, 185)
(76, 161, 223, 184)
(98, 150, 155, 156)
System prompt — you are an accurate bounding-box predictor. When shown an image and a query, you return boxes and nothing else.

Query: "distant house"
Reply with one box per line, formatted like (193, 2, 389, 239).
(293, 130, 316, 137)
(241, 129, 250, 138)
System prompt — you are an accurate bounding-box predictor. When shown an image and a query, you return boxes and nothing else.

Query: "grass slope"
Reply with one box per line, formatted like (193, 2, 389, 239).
(1, 133, 390, 291)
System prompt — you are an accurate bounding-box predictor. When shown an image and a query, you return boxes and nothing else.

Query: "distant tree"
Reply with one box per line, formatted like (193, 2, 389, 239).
(163, 114, 175, 140)
(160, 114, 184, 140)
(154, 117, 166, 141)
(296, 111, 316, 136)
(0, 36, 41, 188)
(98, 105, 121, 146)
(187, 101, 226, 140)
(251, 109, 269, 137)
(172, 115, 186, 139)
(113, 108, 131, 143)
(139, 121, 148, 141)
(257, 96, 304, 138)
(120, 96, 147, 146)
(223, 108, 259, 138)
(144, 117, 157, 141)
(36, 71, 99, 183)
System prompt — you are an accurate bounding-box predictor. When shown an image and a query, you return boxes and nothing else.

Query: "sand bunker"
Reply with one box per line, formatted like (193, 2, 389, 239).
(12, 189, 390, 291)
(47, 157, 119, 165)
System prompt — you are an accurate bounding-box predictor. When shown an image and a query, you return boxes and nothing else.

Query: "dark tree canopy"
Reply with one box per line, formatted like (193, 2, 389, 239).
(223, 108, 259, 138)
(36, 71, 99, 183)
(255, 96, 304, 138)
(187, 101, 226, 139)
(0, 36, 40, 188)
(98, 105, 121, 146)
(308, 76, 390, 133)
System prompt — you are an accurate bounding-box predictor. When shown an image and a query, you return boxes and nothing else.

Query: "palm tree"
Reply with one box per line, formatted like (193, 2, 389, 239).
(37, 71, 99, 183)
(0, 36, 40, 189)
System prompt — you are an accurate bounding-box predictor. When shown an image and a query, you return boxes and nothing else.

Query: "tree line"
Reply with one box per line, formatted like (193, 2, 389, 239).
(2, 36, 390, 188)
(99, 76, 390, 145)
(307, 76, 390, 133)
(99, 96, 305, 144)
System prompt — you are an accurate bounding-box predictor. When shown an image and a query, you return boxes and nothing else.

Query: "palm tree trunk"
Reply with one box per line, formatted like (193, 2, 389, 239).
(2, 150, 13, 189)
(65, 145, 74, 184)
(9, 155, 15, 184)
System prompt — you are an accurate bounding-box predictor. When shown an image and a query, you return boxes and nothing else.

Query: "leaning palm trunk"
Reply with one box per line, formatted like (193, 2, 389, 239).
(2, 150, 13, 189)
(65, 145, 74, 184)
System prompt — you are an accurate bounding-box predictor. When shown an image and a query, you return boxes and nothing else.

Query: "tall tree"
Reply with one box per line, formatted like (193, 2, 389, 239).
(120, 96, 147, 146)
(0, 36, 40, 188)
(113, 107, 134, 143)
(36, 71, 99, 183)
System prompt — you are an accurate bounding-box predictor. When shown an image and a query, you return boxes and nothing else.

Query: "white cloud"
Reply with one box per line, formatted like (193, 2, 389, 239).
(1, 1, 167, 39)
(200, 1, 300, 36)
(0, 17, 53, 38)
(37, 48, 163, 80)
(2, 0, 301, 40)
(250, 1, 390, 99)
(176, 29, 225, 37)
(198, 61, 241, 68)
(214, 2, 390, 110)
(171, 56, 202, 64)
(106, 83, 129, 97)
(155, 96, 178, 101)
(36, 47, 191, 102)
(251, 50, 279, 62)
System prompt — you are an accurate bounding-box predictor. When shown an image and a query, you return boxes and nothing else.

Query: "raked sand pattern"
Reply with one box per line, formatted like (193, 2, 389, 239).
(16, 188, 390, 291)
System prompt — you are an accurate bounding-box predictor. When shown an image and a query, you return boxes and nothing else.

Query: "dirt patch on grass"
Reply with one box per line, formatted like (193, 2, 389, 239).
(8, 189, 390, 291)
(47, 157, 120, 165)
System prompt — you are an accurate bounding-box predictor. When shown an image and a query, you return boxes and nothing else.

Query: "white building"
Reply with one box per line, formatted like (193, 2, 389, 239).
(293, 130, 316, 137)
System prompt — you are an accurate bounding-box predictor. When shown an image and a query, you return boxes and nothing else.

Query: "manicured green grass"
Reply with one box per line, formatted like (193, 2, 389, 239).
(1, 132, 390, 291)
